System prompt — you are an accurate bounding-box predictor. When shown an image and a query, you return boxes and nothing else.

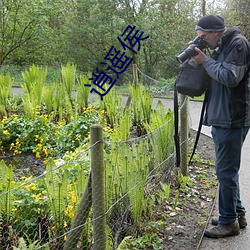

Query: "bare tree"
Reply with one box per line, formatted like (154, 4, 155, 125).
(0, 0, 48, 65)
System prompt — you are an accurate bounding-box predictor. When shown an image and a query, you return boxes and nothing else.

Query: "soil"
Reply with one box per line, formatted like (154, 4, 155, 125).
(0, 152, 45, 180)
(158, 130, 217, 250)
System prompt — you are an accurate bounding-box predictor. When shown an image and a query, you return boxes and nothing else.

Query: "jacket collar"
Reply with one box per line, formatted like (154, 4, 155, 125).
(212, 26, 241, 58)
(221, 26, 241, 46)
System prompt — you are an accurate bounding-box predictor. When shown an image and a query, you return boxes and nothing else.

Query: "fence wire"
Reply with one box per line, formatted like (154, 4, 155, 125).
(0, 68, 192, 249)
(137, 67, 175, 97)
(0, 122, 188, 249)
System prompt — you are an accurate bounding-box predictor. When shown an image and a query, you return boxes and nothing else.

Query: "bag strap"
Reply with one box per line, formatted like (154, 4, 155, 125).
(188, 91, 208, 164)
(174, 80, 180, 168)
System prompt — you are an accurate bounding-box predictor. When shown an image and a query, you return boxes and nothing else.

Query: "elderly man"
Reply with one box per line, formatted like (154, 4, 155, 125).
(192, 15, 250, 238)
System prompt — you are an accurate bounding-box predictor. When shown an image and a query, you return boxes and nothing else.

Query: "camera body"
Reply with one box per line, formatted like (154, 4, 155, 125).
(176, 36, 208, 63)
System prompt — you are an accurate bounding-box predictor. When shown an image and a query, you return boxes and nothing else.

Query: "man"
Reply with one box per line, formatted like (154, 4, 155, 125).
(192, 15, 250, 238)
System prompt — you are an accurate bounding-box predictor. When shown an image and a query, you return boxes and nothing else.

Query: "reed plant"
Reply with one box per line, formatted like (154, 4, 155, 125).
(43, 84, 56, 114)
(126, 140, 150, 224)
(43, 157, 89, 233)
(61, 63, 76, 103)
(141, 89, 153, 124)
(21, 65, 47, 118)
(0, 161, 14, 222)
(100, 84, 123, 129)
(43, 159, 69, 246)
(52, 83, 73, 122)
(129, 83, 153, 135)
(105, 137, 153, 226)
(48, 64, 77, 122)
(0, 73, 12, 117)
(129, 84, 143, 125)
(76, 73, 91, 113)
(0, 161, 17, 248)
(110, 109, 132, 141)
(145, 100, 174, 164)
(43, 159, 67, 220)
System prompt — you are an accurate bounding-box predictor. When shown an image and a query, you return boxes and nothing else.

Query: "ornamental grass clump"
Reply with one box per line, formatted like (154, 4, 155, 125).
(60, 63, 76, 103)
(0, 73, 12, 117)
(76, 73, 91, 112)
(129, 83, 153, 135)
(21, 65, 47, 118)
(145, 100, 175, 164)
(105, 137, 153, 243)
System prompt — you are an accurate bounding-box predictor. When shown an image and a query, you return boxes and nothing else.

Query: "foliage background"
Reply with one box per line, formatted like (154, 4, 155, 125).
(0, 0, 249, 80)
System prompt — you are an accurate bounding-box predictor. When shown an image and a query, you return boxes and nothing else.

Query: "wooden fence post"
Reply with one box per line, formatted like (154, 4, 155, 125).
(91, 124, 106, 250)
(133, 64, 138, 85)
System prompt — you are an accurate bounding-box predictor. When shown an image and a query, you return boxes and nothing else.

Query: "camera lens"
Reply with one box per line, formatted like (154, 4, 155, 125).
(176, 44, 198, 63)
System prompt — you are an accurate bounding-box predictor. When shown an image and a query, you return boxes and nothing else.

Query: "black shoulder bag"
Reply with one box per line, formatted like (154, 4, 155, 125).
(175, 58, 208, 97)
(174, 58, 210, 168)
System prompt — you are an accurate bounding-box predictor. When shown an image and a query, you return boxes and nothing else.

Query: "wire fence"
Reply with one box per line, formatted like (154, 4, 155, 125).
(0, 65, 191, 249)
(138, 67, 175, 93)
(0, 124, 178, 249)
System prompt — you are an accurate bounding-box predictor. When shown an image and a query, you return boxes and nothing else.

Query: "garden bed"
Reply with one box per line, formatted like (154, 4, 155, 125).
(0, 130, 217, 250)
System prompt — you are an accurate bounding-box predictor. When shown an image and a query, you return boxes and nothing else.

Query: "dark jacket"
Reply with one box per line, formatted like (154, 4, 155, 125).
(203, 26, 250, 128)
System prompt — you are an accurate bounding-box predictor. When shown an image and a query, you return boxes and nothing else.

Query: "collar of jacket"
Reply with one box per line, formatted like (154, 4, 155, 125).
(221, 26, 241, 48)
(212, 26, 242, 58)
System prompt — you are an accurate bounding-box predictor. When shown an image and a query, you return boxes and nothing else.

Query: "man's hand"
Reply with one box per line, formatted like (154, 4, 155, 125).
(192, 47, 207, 64)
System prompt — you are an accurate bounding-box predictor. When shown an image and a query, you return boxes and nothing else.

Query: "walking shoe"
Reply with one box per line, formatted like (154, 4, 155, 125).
(211, 214, 247, 229)
(204, 222, 240, 238)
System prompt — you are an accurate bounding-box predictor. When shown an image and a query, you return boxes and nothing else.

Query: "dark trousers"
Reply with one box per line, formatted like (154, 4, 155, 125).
(211, 126, 249, 225)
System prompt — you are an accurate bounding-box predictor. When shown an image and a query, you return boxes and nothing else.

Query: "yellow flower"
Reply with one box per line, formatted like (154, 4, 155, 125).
(43, 147, 49, 157)
(36, 152, 41, 159)
(32, 193, 42, 201)
(14, 149, 22, 155)
(21, 176, 32, 181)
(26, 183, 37, 191)
(100, 110, 106, 115)
(71, 195, 76, 204)
(12, 207, 17, 212)
(65, 205, 74, 218)
(3, 130, 9, 135)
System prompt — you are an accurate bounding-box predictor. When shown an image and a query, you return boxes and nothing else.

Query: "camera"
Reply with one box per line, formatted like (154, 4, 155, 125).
(176, 36, 208, 64)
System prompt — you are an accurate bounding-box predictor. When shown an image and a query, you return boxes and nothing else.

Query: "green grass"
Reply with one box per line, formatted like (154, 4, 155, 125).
(1, 64, 205, 102)
(0, 65, 61, 86)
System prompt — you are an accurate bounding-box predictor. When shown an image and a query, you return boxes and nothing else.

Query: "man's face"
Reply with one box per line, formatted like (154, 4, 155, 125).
(196, 30, 222, 49)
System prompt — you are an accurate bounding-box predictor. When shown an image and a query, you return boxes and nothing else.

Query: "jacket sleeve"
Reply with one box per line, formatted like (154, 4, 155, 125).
(203, 37, 250, 87)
